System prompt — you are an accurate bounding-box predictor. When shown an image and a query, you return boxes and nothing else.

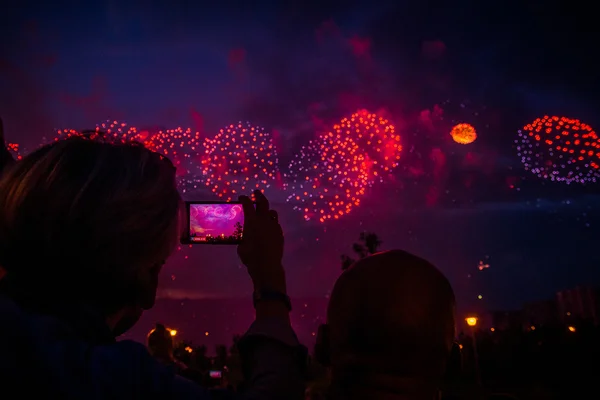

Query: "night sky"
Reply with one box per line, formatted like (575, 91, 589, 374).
(2, 1, 600, 343)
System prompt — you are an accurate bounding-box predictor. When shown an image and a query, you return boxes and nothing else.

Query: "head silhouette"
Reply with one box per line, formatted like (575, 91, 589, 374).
(147, 323, 174, 360)
(317, 250, 456, 399)
(0, 137, 181, 321)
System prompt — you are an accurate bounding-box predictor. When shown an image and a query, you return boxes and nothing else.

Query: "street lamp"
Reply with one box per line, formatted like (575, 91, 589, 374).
(169, 329, 177, 337)
(465, 317, 481, 386)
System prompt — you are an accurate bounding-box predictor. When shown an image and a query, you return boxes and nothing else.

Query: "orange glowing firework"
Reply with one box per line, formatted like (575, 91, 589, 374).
(517, 115, 600, 184)
(450, 123, 477, 144)
(199, 122, 278, 201)
(285, 110, 401, 222)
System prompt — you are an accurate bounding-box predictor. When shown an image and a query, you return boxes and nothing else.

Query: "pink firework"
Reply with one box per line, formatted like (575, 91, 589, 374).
(199, 121, 279, 201)
(146, 127, 204, 194)
(284, 110, 401, 223)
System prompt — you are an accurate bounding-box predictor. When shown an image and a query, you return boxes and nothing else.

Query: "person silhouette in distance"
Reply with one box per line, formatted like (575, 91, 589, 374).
(0, 137, 305, 399)
(147, 323, 203, 384)
(314, 250, 456, 400)
(147, 323, 177, 365)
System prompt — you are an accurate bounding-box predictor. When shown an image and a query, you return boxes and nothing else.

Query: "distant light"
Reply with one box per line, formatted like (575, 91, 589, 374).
(566, 312, 571, 316)
(477, 294, 483, 300)
(459, 344, 463, 349)
(568, 326, 576, 332)
(490, 327, 495, 332)
(530, 326, 536, 331)
(184, 346, 193, 353)
(204, 331, 209, 336)
(169, 329, 177, 336)
(477, 261, 490, 270)
(466, 317, 478, 327)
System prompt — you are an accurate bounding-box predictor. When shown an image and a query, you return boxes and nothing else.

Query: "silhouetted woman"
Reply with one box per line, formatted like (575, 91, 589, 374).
(0, 136, 304, 399)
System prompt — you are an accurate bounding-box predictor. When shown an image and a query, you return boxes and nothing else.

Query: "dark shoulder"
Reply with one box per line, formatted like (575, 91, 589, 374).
(0, 297, 206, 399)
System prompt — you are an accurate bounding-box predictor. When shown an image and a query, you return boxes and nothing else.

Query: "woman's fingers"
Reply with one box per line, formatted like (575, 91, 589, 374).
(268, 209, 278, 221)
(254, 190, 270, 218)
(239, 195, 255, 226)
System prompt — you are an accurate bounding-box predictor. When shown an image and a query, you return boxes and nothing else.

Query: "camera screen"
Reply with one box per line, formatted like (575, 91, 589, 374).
(187, 203, 244, 244)
(209, 370, 222, 379)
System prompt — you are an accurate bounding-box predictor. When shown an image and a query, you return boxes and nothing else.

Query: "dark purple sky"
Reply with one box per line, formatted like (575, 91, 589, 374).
(2, 0, 600, 320)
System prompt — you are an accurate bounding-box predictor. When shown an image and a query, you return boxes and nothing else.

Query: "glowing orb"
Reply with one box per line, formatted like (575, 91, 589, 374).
(450, 123, 477, 144)
(516, 115, 600, 184)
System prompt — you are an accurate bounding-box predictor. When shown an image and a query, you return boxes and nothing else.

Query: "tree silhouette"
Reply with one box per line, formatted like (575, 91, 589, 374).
(361, 232, 383, 255)
(341, 231, 382, 270)
(352, 242, 367, 259)
(340, 254, 355, 271)
(233, 221, 243, 239)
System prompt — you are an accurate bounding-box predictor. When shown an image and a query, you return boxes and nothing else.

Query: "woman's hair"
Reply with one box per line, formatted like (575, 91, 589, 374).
(0, 137, 181, 315)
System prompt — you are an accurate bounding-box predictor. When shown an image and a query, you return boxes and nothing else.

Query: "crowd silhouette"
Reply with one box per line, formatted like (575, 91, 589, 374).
(0, 119, 597, 400)
(151, 304, 598, 399)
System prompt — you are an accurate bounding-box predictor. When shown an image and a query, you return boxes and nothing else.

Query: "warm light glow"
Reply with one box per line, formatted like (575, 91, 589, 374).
(465, 317, 478, 327)
(530, 326, 536, 331)
(450, 123, 477, 144)
(169, 329, 177, 336)
(184, 346, 193, 353)
(517, 115, 600, 184)
(568, 326, 576, 332)
(490, 327, 495, 332)
(204, 331, 209, 336)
